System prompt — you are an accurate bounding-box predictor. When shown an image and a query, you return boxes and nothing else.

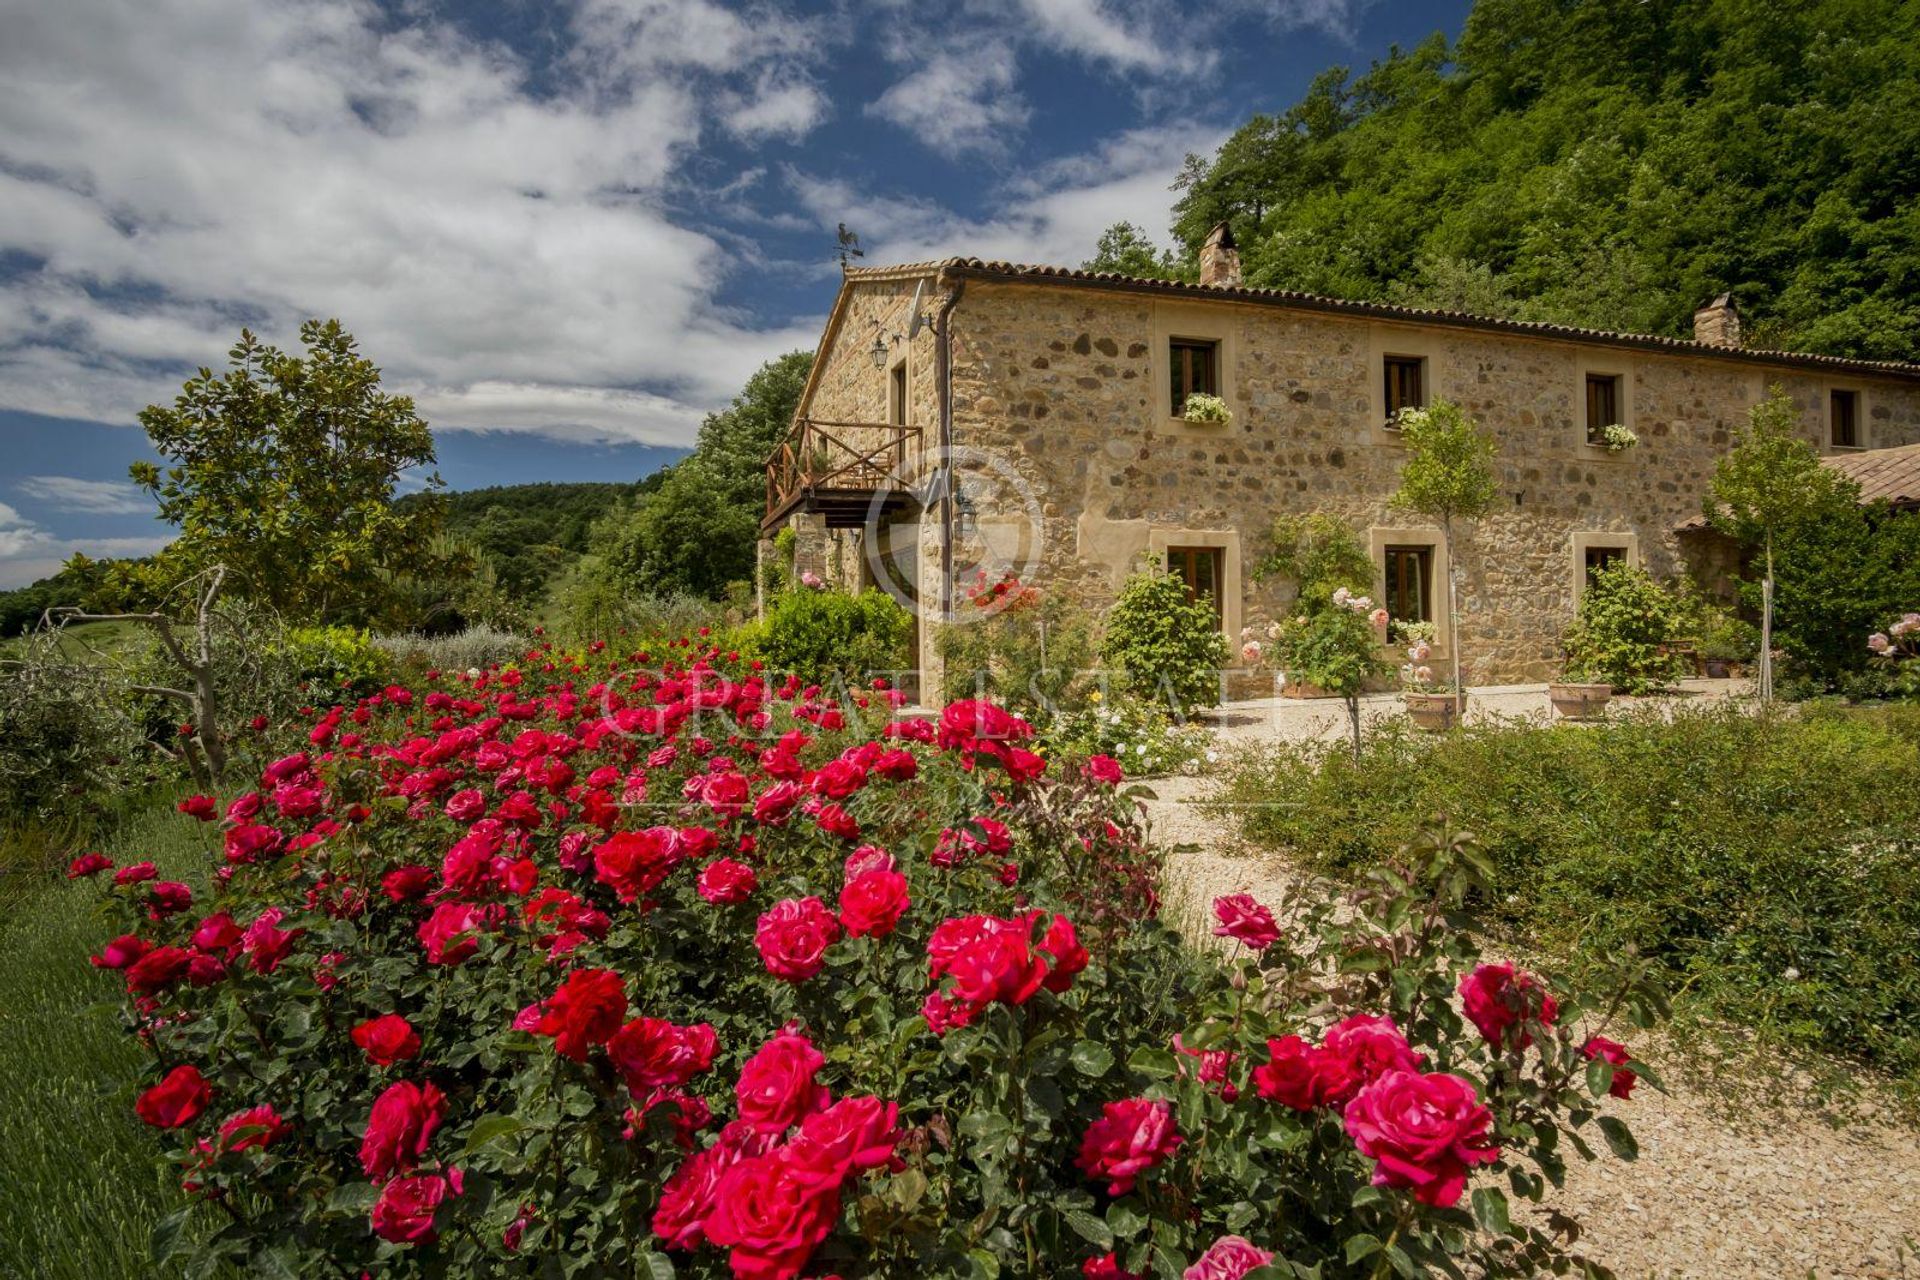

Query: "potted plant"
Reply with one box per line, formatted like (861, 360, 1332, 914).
(1596, 423, 1638, 454)
(1557, 560, 1689, 705)
(1394, 620, 1466, 731)
(1388, 401, 1498, 728)
(1181, 392, 1232, 426)
(1545, 667, 1613, 721)
(1696, 608, 1758, 679)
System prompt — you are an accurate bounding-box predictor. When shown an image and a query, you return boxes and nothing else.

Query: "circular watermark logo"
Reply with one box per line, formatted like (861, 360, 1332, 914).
(861, 442, 1046, 626)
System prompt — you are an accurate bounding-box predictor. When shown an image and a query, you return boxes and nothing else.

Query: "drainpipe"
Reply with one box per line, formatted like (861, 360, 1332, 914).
(933, 276, 965, 624)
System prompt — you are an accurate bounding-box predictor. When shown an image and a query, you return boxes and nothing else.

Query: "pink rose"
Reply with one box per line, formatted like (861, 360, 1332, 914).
(1184, 1235, 1273, 1280)
(1211, 893, 1280, 950)
(1343, 1069, 1498, 1207)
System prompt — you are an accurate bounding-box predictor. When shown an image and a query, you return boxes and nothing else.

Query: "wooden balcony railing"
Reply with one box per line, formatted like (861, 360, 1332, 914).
(764, 419, 922, 531)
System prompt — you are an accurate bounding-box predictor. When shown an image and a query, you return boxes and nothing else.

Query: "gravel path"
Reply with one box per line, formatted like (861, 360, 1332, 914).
(1143, 771, 1920, 1280)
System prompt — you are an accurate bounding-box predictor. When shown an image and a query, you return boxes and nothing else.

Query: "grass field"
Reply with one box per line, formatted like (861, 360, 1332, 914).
(0, 788, 230, 1280)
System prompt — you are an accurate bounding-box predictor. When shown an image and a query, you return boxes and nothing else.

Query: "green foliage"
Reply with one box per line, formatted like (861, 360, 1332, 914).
(1708, 391, 1859, 558)
(755, 586, 914, 682)
(1216, 703, 1920, 1076)
(1081, 222, 1190, 280)
(1389, 399, 1499, 529)
(131, 321, 444, 624)
(1254, 514, 1373, 613)
(1561, 562, 1690, 693)
(1271, 597, 1389, 702)
(605, 351, 812, 599)
(1168, 2, 1920, 359)
(1695, 607, 1759, 663)
(1100, 565, 1229, 713)
(1755, 504, 1920, 694)
(1039, 691, 1209, 778)
(395, 482, 647, 608)
(274, 626, 393, 698)
(938, 578, 1095, 713)
(369, 626, 532, 677)
(0, 641, 148, 825)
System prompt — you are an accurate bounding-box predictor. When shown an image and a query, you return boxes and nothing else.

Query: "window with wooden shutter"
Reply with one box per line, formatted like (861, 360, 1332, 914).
(1585, 373, 1621, 444)
(1166, 546, 1224, 626)
(1383, 546, 1433, 625)
(1383, 356, 1424, 423)
(1831, 390, 1858, 449)
(1169, 339, 1219, 415)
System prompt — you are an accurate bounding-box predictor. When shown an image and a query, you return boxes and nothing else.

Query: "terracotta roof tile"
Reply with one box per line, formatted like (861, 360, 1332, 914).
(1823, 441, 1920, 509)
(846, 258, 1920, 382)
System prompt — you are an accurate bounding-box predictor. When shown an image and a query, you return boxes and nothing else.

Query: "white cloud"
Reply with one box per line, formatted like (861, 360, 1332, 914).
(866, 38, 1029, 159)
(787, 123, 1226, 268)
(0, 500, 172, 587)
(0, 0, 828, 445)
(15, 476, 153, 516)
(1013, 0, 1213, 75)
(723, 73, 832, 142)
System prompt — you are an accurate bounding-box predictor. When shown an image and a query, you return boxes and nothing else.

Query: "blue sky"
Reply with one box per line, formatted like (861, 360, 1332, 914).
(0, 0, 1471, 587)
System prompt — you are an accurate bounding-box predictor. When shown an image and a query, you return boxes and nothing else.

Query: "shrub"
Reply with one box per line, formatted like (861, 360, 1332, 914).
(1561, 562, 1689, 693)
(756, 586, 913, 684)
(1253, 513, 1373, 616)
(276, 626, 393, 698)
(1100, 564, 1228, 713)
(937, 574, 1095, 714)
(372, 626, 533, 676)
(89, 653, 1656, 1279)
(0, 643, 146, 827)
(1215, 703, 1920, 1076)
(1039, 687, 1210, 777)
(1266, 588, 1391, 758)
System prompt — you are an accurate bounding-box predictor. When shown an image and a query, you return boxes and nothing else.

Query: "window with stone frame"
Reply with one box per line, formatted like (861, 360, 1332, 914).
(1585, 373, 1622, 444)
(1830, 389, 1859, 449)
(1166, 545, 1224, 627)
(1383, 545, 1433, 625)
(1169, 339, 1219, 415)
(1383, 355, 1425, 424)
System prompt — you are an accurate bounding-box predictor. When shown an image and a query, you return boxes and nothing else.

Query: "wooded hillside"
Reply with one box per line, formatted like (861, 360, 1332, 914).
(1156, 0, 1920, 358)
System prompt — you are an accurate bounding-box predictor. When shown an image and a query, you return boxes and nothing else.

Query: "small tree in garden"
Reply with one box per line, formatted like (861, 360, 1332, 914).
(1707, 388, 1858, 702)
(1102, 560, 1231, 714)
(132, 321, 444, 624)
(1389, 400, 1499, 697)
(1270, 587, 1391, 758)
(1254, 512, 1374, 615)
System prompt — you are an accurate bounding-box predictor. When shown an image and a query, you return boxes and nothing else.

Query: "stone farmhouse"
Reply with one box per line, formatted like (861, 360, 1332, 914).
(761, 225, 1920, 692)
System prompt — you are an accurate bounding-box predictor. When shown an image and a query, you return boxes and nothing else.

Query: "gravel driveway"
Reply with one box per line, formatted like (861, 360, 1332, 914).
(1142, 762, 1920, 1280)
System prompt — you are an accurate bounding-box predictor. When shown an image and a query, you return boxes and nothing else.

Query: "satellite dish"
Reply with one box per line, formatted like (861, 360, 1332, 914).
(906, 279, 928, 339)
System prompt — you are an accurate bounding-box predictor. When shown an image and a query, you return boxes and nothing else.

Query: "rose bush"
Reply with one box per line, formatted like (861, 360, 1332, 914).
(85, 638, 1661, 1278)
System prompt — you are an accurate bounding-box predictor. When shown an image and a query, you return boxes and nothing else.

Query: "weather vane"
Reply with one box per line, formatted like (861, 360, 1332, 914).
(836, 223, 864, 269)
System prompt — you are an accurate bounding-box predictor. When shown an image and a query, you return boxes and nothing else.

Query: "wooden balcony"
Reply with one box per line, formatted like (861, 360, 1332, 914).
(764, 419, 922, 532)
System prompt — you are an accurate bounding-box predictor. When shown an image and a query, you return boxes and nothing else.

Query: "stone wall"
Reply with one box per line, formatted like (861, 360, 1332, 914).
(942, 281, 1920, 683)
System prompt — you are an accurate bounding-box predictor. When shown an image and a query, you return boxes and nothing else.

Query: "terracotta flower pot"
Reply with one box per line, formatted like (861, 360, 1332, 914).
(1404, 691, 1468, 732)
(1547, 681, 1612, 721)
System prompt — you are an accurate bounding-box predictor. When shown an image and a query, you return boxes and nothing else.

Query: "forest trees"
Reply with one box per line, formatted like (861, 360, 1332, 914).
(1122, 0, 1920, 360)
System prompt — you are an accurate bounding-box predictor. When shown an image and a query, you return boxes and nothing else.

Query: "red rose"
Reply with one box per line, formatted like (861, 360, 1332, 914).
(701, 771, 750, 820)
(148, 881, 193, 918)
(1318, 1013, 1423, 1104)
(136, 1064, 210, 1128)
(872, 748, 917, 782)
(91, 933, 151, 970)
(1037, 914, 1089, 992)
(1581, 1036, 1638, 1099)
(1343, 1069, 1498, 1207)
(177, 794, 218, 821)
(532, 968, 628, 1061)
(443, 788, 486, 823)
(653, 1140, 743, 1251)
(1076, 1097, 1182, 1196)
(353, 1014, 422, 1066)
(697, 858, 757, 905)
(928, 914, 1048, 1011)
(126, 945, 194, 995)
(999, 745, 1046, 783)
(786, 1094, 900, 1187)
(1252, 1034, 1326, 1110)
(219, 1104, 289, 1151)
(594, 827, 684, 904)
(114, 861, 157, 885)
(837, 869, 909, 938)
(704, 1149, 842, 1280)
(242, 908, 298, 973)
(359, 1079, 445, 1181)
(1459, 962, 1558, 1048)
(371, 1168, 462, 1244)
(67, 852, 114, 878)
(1084, 754, 1125, 785)
(754, 897, 841, 982)
(752, 781, 803, 826)
(608, 1017, 719, 1094)
(1211, 894, 1280, 950)
(808, 759, 867, 800)
(382, 864, 435, 901)
(418, 901, 486, 965)
(191, 912, 243, 952)
(734, 1029, 827, 1135)
(814, 804, 860, 841)
(1084, 1252, 1141, 1280)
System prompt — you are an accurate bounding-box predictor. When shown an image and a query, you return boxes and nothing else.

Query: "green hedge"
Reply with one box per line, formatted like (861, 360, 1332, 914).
(1215, 703, 1920, 1076)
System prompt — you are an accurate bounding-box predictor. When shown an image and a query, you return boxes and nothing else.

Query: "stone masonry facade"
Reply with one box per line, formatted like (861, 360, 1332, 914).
(767, 260, 1920, 689)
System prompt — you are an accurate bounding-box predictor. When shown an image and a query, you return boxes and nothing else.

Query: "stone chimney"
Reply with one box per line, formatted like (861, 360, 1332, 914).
(1692, 293, 1741, 348)
(1199, 221, 1242, 288)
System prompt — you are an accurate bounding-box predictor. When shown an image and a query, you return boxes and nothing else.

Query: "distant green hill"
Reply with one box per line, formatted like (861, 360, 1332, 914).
(1154, 0, 1920, 359)
(397, 477, 668, 607)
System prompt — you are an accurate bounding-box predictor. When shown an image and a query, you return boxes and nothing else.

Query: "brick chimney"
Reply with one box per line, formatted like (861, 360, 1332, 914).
(1692, 293, 1741, 348)
(1199, 221, 1241, 288)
